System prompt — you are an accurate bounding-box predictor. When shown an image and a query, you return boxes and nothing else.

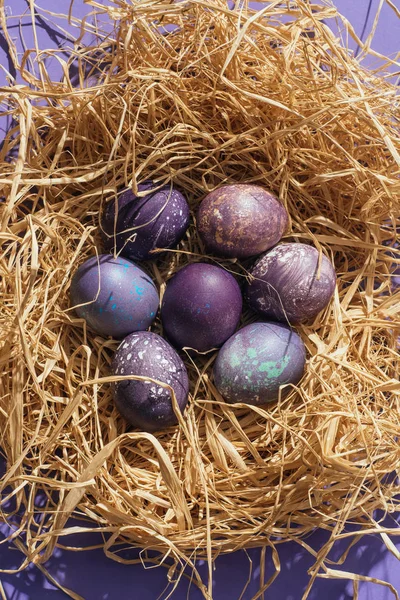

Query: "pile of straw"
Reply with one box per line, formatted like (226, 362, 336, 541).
(1, 1, 400, 598)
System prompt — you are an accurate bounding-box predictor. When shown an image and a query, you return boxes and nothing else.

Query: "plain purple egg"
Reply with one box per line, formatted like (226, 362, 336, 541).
(70, 254, 159, 338)
(197, 184, 288, 258)
(161, 263, 243, 352)
(112, 331, 189, 432)
(245, 243, 337, 323)
(101, 182, 190, 261)
(214, 322, 306, 405)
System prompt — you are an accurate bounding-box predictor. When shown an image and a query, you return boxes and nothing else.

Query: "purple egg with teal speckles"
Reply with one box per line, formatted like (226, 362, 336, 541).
(161, 263, 242, 352)
(245, 243, 336, 324)
(112, 331, 189, 432)
(101, 182, 190, 261)
(214, 322, 306, 405)
(70, 254, 159, 338)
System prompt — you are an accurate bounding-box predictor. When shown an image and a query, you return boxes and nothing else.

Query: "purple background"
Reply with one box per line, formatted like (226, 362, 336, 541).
(1, 1, 399, 598)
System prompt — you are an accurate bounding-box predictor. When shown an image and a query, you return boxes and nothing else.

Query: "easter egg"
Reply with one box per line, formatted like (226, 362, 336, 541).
(161, 263, 242, 352)
(101, 182, 190, 261)
(214, 322, 306, 405)
(70, 254, 159, 338)
(112, 331, 189, 432)
(197, 184, 288, 258)
(245, 243, 336, 323)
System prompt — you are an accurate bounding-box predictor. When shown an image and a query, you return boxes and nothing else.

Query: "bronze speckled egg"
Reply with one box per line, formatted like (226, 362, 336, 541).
(197, 184, 288, 259)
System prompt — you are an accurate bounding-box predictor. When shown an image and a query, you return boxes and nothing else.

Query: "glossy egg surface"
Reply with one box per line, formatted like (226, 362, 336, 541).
(161, 263, 242, 352)
(70, 254, 159, 338)
(101, 182, 190, 261)
(245, 243, 336, 323)
(197, 184, 288, 258)
(214, 321, 306, 405)
(112, 331, 189, 432)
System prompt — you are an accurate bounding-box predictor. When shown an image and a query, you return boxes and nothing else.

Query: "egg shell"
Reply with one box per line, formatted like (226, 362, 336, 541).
(245, 242, 337, 323)
(70, 254, 159, 338)
(161, 263, 242, 352)
(101, 182, 190, 261)
(214, 321, 306, 405)
(112, 331, 189, 432)
(197, 184, 288, 258)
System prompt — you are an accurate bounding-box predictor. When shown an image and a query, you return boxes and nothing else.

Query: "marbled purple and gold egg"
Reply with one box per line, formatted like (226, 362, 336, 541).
(245, 243, 336, 323)
(70, 254, 159, 338)
(197, 184, 288, 258)
(101, 182, 190, 261)
(112, 331, 189, 432)
(214, 322, 306, 405)
(161, 263, 242, 352)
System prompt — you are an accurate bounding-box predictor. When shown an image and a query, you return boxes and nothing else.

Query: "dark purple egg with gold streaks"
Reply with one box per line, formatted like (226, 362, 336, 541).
(197, 184, 288, 258)
(214, 322, 306, 405)
(112, 331, 189, 432)
(245, 243, 336, 324)
(161, 263, 242, 352)
(70, 254, 159, 338)
(101, 182, 190, 261)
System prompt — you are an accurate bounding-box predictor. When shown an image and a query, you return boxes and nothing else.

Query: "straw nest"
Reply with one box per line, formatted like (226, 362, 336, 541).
(1, 1, 400, 598)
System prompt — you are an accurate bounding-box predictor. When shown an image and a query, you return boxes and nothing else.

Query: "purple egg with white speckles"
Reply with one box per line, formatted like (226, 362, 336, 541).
(214, 322, 306, 405)
(112, 331, 189, 432)
(161, 263, 242, 352)
(197, 184, 288, 258)
(245, 243, 337, 323)
(70, 254, 159, 338)
(101, 182, 190, 261)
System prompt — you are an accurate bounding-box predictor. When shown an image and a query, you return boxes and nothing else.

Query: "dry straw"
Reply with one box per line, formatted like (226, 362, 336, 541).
(1, 0, 400, 598)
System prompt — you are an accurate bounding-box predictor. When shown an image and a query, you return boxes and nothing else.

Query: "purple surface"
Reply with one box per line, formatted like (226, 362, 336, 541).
(0, 489, 399, 600)
(0, 0, 111, 138)
(0, 1, 399, 599)
(324, 0, 400, 78)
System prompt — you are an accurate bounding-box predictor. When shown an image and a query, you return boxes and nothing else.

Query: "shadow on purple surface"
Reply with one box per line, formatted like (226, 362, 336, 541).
(1, 442, 399, 600)
(0, 542, 65, 600)
(0, 526, 394, 600)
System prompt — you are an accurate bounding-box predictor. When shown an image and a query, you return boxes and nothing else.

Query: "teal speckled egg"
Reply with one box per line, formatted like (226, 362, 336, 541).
(213, 322, 306, 405)
(70, 254, 159, 339)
